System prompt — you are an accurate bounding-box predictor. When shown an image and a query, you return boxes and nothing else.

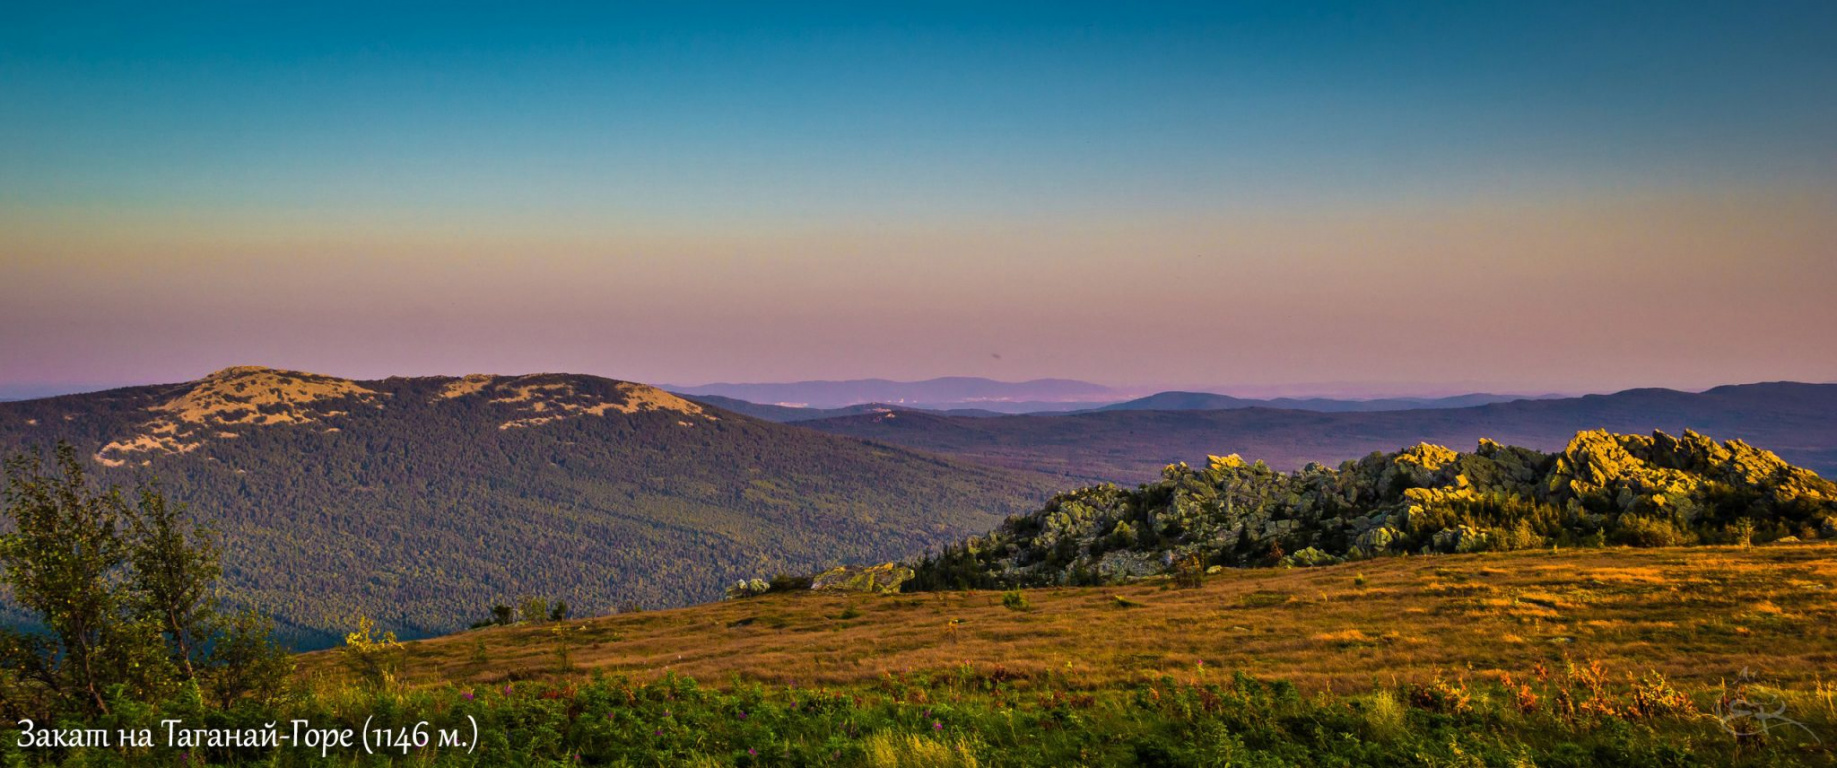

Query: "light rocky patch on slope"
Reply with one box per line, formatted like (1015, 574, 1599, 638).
(493, 381, 714, 430)
(436, 374, 498, 399)
(432, 373, 715, 430)
(96, 366, 381, 466)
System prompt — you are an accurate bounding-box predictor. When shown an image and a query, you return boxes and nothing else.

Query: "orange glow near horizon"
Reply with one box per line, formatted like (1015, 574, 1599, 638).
(4, 183, 1834, 396)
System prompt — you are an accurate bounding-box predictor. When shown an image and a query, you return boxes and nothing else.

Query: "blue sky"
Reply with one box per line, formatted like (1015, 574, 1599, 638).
(10, 2, 1834, 214)
(3, 2, 1835, 394)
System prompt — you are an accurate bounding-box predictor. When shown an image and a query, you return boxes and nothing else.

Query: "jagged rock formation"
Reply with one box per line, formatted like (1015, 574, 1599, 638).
(906, 430, 1837, 590)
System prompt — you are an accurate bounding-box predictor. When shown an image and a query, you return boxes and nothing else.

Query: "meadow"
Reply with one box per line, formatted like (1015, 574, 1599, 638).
(158, 542, 1827, 766)
(322, 543, 1837, 694)
(8, 543, 1835, 765)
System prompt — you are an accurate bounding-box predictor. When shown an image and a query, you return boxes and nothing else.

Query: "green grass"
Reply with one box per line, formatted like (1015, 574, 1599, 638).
(9, 663, 1833, 766)
(16, 544, 1833, 765)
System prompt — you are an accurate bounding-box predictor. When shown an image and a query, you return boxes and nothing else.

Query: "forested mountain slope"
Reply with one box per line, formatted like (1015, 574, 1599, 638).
(0, 367, 1060, 647)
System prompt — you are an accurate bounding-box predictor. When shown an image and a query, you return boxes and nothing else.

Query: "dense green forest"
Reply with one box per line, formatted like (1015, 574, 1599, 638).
(0, 368, 1059, 647)
(908, 429, 1837, 590)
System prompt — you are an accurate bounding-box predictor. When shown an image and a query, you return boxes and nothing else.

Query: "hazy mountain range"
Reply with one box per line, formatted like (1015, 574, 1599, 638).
(1090, 391, 1549, 413)
(672, 379, 1557, 418)
(795, 382, 1837, 483)
(678, 395, 1012, 422)
(668, 377, 1122, 412)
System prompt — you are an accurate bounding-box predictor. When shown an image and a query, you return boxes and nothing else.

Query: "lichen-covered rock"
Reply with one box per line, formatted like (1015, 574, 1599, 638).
(810, 563, 915, 594)
(1286, 547, 1342, 567)
(724, 578, 771, 600)
(1430, 525, 1491, 554)
(1093, 550, 1161, 581)
(1351, 526, 1400, 558)
(905, 430, 1837, 591)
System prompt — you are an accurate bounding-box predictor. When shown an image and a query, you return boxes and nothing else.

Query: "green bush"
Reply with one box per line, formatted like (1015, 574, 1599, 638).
(1001, 590, 1031, 611)
(0, 444, 294, 720)
(1613, 515, 1694, 547)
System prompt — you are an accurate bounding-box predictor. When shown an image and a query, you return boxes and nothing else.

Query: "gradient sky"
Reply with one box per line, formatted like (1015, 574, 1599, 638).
(4, 2, 1836, 397)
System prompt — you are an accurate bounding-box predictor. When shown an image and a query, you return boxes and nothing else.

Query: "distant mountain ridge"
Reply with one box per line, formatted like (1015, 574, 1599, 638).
(0, 367, 1060, 647)
(677, 395, 1010, 423)
(799, 382, 1837, 483)
(1092, 391, 1546, 413)
(668, 377, 1122, 411)
(674, 383, 1555, 420)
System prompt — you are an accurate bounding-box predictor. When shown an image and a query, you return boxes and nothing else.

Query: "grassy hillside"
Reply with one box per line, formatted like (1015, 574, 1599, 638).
(265, 544, 1837, 766)
(801, 382, 1837, 482)
(307, 543, 1837, 693)
(0, 368, 1061, 647)
(20, 547, 1829, 765)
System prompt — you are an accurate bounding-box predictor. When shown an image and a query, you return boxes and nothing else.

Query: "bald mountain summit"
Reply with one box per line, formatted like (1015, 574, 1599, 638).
(906, 430, 1837, 590)
(0, 367, 1060, 647)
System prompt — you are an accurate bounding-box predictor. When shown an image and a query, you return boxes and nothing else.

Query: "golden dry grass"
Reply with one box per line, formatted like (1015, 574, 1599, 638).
(300, 542, 1837, 693)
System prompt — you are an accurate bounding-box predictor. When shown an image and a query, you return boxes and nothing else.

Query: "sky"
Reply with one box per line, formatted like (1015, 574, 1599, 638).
(3, 1, 1836, 398)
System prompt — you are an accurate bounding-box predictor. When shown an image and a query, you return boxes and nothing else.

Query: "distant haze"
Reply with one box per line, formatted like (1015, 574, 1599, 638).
(670, 378, 1125, 410)
(4, 5, 1836, 394)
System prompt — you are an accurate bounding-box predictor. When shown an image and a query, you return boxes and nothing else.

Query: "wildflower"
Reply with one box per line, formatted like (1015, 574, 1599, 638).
(739, 711, 748, 720)
(748, 748, 758, 756)
(462, 691, 475, 701)
(933, 720, 943, 730)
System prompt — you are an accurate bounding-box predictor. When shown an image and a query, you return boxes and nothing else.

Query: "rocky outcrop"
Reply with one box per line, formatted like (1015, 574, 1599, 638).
(810, 563, 915, 594)
(908, 430, 1837, 589)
